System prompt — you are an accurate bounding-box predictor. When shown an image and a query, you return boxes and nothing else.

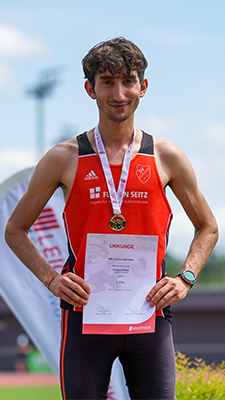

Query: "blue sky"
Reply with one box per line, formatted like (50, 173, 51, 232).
(0, 0, 224, 259)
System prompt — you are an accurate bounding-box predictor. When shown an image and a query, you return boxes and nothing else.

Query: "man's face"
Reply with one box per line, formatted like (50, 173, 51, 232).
(86, 69, 147, 123)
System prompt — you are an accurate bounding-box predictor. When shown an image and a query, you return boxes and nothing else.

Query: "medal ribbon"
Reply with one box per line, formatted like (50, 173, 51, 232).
(94, 125, 136, 215)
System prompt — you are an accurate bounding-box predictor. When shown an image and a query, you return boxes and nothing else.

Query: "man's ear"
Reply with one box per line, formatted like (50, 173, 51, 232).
(140, 78, 148, 98)
(84, 80, 96, 99)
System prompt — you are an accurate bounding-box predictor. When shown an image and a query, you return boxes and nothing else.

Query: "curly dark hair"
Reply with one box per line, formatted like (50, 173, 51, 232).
(82, 37, 148, 89)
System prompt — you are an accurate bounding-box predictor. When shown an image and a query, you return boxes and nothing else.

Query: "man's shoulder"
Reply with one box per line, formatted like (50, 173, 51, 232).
(35, 138, 80, 182)
(152, 135, 196, 186)
(153, 137, 181, 159)
(152, 136, 189, 185)
(31, 137, 80, 191)
(48, 137, 79, 162)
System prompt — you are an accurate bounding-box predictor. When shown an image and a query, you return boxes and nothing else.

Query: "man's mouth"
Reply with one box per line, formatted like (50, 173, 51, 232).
(108, 102, 130, 110)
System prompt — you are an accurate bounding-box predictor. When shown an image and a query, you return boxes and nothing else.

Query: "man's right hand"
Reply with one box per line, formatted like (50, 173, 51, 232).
(49, 272, 91, 308)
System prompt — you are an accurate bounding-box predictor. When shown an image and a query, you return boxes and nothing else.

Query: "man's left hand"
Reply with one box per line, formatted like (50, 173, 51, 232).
(146, 276, 191, 310)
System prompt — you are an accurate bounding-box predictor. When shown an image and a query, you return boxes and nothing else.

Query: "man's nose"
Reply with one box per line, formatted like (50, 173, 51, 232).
(112, 83, 126, 102)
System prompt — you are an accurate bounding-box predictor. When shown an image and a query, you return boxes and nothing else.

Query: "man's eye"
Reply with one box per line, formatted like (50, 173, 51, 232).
(124, 79, 133, 85)
(103, 80, 112, 85)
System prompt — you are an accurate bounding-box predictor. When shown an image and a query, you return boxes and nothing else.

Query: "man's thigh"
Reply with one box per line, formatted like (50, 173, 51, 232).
(120, 317, 176, 400)
(60, 310, 123, 400)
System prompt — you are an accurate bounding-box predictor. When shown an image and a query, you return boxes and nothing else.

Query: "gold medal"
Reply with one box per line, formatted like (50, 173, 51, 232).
(109, 214, 126, 232)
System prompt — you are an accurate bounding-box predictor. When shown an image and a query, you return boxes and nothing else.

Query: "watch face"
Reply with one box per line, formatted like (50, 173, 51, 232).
(184, 270, 195, 281)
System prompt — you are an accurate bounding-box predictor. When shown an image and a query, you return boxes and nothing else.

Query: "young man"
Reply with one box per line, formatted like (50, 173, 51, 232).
(5, 38, 218, 400)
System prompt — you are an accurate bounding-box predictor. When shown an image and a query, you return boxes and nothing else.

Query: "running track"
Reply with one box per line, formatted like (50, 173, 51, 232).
(0, 373, 60, 386)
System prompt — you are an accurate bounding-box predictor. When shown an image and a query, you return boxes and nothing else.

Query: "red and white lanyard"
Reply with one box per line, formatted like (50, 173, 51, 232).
(94, 125, 136, 215)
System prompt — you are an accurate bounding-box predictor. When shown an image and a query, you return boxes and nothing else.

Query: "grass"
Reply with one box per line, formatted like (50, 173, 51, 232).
(0, 385, 62, 400)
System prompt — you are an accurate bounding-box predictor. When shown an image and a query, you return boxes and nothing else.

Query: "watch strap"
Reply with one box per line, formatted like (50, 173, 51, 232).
(176, 270, 197, 287)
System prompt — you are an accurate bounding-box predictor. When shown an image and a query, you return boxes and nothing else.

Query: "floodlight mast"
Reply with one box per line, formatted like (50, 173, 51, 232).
(27, 69, 61, 160)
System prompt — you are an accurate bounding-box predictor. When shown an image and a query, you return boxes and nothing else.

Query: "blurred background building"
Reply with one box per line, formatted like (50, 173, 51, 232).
(1, 287, 225, 371)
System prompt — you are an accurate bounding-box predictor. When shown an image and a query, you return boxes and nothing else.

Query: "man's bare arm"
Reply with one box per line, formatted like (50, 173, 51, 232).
(5, 142, 90, 307)
(146, 140, 218, 309)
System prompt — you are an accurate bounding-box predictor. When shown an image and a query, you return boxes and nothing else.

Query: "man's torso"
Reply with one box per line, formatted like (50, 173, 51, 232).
(61, 131, 173, 321)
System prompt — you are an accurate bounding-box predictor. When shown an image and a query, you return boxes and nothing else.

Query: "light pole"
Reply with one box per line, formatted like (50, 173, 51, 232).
(27, 68, 61, 160)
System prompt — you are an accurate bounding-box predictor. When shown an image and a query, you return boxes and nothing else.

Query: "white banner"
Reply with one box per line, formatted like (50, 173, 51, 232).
(0, 168, 67, 375)
(0, 168, 129, 399)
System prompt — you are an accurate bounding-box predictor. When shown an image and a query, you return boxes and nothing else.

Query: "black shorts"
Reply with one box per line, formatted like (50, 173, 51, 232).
(60, 310, 176, 400)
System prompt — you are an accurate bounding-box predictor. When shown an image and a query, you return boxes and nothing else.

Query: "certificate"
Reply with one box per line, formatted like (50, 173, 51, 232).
(83, 233, 158, 334)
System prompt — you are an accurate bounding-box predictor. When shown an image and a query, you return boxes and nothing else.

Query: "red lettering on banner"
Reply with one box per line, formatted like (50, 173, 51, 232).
(38, 234, 53, 246)
(43, 246, 62, 258)
(32, 207, 65, 271)
(33, 208, 60, 231)
(49, 259, 64, 270)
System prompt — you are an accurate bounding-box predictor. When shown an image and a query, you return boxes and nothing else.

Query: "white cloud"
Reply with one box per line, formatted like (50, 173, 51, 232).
(0, 148, 36, 184)
(0, 22, 50, 88)
(0, 22, 49, 57)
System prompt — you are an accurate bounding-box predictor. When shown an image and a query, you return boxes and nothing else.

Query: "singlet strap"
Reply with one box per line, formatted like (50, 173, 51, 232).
(77, 131, 154, 156)
(139, 131, 154, 155)
(77, 132, 95, 156)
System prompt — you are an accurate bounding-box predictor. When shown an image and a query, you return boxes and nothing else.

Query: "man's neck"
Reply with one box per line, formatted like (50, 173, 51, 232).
(98, 118, 135, 148)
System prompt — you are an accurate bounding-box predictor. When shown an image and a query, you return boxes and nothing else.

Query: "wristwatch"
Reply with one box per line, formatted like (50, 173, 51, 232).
(176, 270, 197, 287)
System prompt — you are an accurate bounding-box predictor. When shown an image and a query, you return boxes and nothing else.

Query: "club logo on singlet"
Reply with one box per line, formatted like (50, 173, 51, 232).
(136, 164, 151, 184)
(89, 187, 101, 199)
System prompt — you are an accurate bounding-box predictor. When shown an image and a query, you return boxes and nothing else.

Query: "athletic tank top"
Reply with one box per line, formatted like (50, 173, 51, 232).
(61, 131, 173, 321)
